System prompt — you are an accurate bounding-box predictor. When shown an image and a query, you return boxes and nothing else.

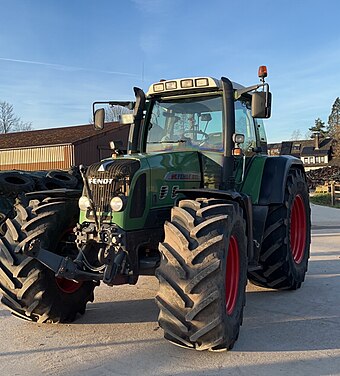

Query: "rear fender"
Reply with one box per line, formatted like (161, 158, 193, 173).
(258, 156, 305, 205)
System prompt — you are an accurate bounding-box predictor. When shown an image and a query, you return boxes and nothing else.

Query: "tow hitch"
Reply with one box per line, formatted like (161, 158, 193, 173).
(24, 239, 130, 285)
(24, 239, 102, 281)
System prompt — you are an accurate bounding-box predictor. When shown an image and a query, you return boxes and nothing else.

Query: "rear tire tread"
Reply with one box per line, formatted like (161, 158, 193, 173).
(248, 168, 311, 290)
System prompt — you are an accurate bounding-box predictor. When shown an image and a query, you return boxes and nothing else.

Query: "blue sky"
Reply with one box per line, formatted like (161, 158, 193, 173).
(0, 0, 339, 142)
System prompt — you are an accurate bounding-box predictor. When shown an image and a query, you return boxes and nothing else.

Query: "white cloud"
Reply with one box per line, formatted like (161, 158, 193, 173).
(0, 57, 139, 77)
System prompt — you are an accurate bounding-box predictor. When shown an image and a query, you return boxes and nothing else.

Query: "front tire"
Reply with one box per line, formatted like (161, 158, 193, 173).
(248, 168, 311, 289)
(0, 194, 96, 323)
(156, 198, 247, 351)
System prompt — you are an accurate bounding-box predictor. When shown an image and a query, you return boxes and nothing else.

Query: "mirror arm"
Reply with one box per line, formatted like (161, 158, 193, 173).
(234, 83, 269, 100)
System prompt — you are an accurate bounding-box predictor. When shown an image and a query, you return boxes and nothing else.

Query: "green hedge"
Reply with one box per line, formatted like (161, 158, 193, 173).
(310, 193, 340, 208)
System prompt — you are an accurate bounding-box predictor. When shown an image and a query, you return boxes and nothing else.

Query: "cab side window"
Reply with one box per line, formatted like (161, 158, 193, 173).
(235, 99, 256, 155)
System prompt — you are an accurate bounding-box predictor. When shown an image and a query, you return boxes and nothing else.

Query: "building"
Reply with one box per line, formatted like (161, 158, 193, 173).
(0, 122, 130, 171)
(267, 134, 333, 171)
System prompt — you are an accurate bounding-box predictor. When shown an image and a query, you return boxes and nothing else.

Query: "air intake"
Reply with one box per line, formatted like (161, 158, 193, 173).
(86, 159, 140, 215)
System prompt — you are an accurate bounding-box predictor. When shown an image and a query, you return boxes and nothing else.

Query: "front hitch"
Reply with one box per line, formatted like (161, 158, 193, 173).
(25, 239, 102, 281)
(24, 239, 135, 286)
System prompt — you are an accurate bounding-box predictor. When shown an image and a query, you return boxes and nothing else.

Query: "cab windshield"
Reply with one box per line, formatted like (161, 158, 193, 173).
(146, 95, 223, 153)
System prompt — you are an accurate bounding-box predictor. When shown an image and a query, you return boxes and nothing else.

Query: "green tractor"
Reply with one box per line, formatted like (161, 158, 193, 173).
(0, 67, 311, 351)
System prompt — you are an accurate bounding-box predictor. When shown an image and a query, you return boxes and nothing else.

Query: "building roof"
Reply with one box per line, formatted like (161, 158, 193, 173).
(280, 141, 293, 155)
(0, 122, 127, 150)
(268, 137, 333, 157)
(301, 146, 329, 156)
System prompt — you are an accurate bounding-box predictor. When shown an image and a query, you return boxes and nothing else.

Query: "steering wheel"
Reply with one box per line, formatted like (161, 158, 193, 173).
(183, 130, 209, 141)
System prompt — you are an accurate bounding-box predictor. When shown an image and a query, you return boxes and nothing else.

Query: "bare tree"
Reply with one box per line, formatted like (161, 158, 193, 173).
(90, 103, 134, 124)
(0, 101, 33, 133)
(290, 129, 302, 140)
(105, 105, 133, 122)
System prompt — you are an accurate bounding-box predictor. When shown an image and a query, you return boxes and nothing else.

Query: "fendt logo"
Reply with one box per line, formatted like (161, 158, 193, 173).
(88, 177, 114, 185)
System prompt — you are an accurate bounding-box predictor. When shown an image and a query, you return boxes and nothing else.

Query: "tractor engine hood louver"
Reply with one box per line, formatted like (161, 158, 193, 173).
(86, 159, 140, 216)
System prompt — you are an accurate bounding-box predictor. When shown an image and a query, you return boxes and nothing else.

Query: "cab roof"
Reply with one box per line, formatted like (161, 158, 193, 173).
(146, 77, 245, 97)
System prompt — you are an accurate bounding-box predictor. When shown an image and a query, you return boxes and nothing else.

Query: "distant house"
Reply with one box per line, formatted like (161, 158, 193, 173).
(267, 134, 333, 171)
(0, 122, 130, 171)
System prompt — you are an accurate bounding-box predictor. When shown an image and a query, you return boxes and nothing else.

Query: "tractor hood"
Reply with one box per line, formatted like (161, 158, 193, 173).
(80, 150, 206, 230)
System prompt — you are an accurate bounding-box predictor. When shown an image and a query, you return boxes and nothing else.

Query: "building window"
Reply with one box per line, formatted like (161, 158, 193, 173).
(304, 157, 308, 163)
(315, 156, 320, 163)
(292, 143, 301, 151)
(320, 156, 325, 163)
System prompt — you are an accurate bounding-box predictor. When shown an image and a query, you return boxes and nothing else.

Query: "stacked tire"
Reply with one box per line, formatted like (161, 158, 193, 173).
(0, 169, 82, 194)
(0, 168, 83, 221)
(30, 169, 81, 190)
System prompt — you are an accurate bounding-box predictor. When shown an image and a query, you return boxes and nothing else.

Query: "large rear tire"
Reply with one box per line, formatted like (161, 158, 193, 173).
(248, 168, 311, 290)
(0, 194, 96, 323)
(156, 198, 247, 351)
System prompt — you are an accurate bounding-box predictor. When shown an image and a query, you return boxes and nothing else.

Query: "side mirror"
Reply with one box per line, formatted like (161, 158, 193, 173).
(94, 108, 105, 130)
(252, 91, 272, 118)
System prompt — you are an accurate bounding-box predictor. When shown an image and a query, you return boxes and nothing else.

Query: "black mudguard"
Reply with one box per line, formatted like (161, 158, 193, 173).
(258, 155, 305, 205)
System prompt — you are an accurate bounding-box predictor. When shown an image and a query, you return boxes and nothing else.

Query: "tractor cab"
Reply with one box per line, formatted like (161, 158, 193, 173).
(93, 67, 271, 164)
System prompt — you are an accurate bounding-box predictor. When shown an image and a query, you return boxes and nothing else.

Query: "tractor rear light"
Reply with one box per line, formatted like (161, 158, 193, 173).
(195, 78, 209, 87)
(258, 65, 268, 79)
(153, 83, 164, 92)
(165, 81, 177, 90)
(78, 196, 91, 211)
(180, 79, 194, 88)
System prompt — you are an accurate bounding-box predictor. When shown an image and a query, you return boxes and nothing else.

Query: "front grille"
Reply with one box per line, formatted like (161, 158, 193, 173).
(86, 159, 140, 214)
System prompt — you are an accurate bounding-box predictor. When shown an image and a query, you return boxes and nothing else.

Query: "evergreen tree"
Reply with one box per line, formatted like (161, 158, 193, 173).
(309, 118, 327, 137)
(327, 97, 340, 136)
(327, 97, 340, 158)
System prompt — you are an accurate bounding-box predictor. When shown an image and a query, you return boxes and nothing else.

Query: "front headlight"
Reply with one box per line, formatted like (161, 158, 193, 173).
(78, 196, 91, 211)
(110, 196, 126, 212)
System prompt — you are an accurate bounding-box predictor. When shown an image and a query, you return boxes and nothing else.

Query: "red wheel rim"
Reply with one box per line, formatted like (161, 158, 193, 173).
(55, 278, 83, 294)
(290, 194, 306, 264)
(225, 235, 240, 315)
(54, 227, 83, 294)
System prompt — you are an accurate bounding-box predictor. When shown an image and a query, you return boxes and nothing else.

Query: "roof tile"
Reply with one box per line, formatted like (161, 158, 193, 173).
(0, 122, 124, 149)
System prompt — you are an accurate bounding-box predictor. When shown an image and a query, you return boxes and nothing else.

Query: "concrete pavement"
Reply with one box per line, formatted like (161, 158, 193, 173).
(0, 203, 339, 375)
(311, 203, 340, 237)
